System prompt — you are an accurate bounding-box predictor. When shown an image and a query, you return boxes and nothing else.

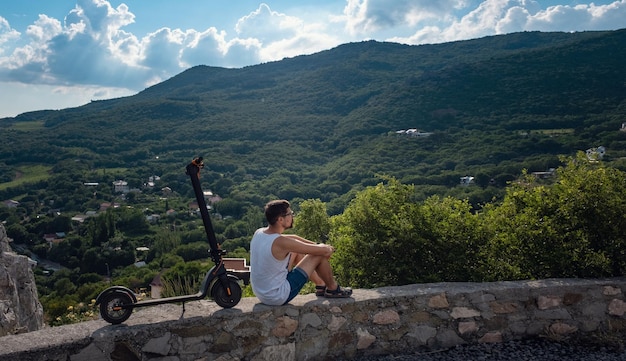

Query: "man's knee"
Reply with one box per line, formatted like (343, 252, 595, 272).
(297, 254, 325, 275)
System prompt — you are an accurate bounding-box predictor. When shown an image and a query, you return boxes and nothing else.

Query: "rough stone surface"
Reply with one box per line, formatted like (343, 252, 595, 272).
(1, 278, 626, 360)
(356, 328, 376, 349)
(372, 310, 400, 325)
(0, 224, 44, 336)
(608, 299, 626, 316)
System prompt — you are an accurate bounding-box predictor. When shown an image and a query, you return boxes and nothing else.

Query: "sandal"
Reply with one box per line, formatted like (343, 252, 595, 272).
(324, 285, 353, 298)
(315, 285, 326, 296)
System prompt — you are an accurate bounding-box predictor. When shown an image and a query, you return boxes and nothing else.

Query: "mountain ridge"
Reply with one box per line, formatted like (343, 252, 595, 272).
(1, 28, 625, 212)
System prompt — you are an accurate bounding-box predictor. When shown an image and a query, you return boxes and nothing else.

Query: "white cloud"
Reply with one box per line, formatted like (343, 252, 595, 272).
(26, 15, 62, 44)
(235, 4, 339, 63)
(235, 3, 301, 42)
(391, 0, 626, 45)
(525, 1, 626, 31)
(342, 0, 469, 35)
(69, 0, 134, 36)
(217, 37, 262, 68)
(1, 3, 145, 88)
(139, 28, 186, 72)
(0, 17, 21, 53)
(179, 27, 231, 67)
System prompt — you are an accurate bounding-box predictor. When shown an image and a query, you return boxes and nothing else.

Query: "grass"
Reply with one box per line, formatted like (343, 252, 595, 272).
(0, 164, 130, 191)
(10, 121, 45, 131)
(0, 164, 52, 191)
(530, 128, 575, 136)
(91, 167, 129, 176)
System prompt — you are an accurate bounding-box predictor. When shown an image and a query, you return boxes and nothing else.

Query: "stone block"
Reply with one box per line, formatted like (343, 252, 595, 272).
(373, 310, 400, 325)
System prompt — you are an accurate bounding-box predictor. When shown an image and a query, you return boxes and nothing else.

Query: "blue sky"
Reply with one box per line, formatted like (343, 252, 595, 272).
(1, 0, 624, 118)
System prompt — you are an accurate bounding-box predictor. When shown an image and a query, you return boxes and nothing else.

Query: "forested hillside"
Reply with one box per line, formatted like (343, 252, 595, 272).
(2, 29, 625, 213)
(1, 29, 626, 325)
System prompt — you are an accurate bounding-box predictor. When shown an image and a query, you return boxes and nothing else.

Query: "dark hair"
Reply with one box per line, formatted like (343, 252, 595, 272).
(264, 200, 290, 225)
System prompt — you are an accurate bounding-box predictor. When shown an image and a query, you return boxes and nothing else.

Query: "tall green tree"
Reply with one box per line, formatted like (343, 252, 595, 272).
(478, 154, 626, 280)
(152, 229, 182, 258)
(293, 199, 331, 243)
(329, 177, 428, 287)
(420, 195, 484, 282)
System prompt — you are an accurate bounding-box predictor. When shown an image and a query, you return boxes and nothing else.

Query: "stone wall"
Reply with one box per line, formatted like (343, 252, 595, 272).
(1, 278, 626, 361)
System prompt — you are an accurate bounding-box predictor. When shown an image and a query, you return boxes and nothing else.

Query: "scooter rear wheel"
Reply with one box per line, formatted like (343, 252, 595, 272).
(99, 291, 134, 324)
(211, 278, 242, 308)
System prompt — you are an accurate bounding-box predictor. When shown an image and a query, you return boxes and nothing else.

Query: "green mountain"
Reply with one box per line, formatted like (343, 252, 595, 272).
(2, 29, 626, 213)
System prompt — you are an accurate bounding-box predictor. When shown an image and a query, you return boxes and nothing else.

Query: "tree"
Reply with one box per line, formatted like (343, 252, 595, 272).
(152, 229, 181, 258)
(330, 177, 428, 287)
(5, 223, 29, 244)
(293, 199, 331, 243)
(175, 242, 210, 262)
(420, 195, 485, 282)
(478, 154, 626, 280)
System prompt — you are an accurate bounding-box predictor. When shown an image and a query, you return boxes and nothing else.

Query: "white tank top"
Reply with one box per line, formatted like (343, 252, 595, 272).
(250, 227, 291, 305)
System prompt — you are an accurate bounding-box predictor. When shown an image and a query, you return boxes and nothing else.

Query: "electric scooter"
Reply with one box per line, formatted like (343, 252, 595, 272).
(96, 157, 243, 324)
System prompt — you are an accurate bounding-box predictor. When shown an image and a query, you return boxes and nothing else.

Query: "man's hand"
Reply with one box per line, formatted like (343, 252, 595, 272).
(323, 244, 335, 259)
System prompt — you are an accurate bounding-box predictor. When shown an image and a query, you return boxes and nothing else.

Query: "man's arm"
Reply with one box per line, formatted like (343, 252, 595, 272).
(286, 234, 316, 244)
(273, 236, 334, 260)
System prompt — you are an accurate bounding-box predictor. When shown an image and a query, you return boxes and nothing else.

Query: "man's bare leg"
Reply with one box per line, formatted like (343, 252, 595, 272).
(296, 254, 338, 291)
(290, 252, 325, 286)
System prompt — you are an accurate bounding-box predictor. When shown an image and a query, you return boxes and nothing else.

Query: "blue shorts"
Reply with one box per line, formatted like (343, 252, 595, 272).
(284, 267, 308, 304)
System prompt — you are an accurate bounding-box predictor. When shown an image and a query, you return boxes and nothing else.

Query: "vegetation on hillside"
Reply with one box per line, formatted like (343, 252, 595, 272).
(0, 29, 625, 325)
(4, 154, 625, 325)
(330, 154, 626, 287)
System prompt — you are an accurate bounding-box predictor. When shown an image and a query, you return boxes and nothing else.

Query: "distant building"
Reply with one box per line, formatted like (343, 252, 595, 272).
(2, 200, 19, 208)
(395, 129, 433, 137)
(43, 232, 66, 248)
(460, 176, 475, 186)
(586, 146, 606, 161)
(145, 175, 161, 187)
(112, 180, 129, 193)
(207, 194, 223, 204)
(71, 214, 89, 223)
(100, 202, 120, 211)
(72, 212, 97, 223)
(531, 168, 556, 179)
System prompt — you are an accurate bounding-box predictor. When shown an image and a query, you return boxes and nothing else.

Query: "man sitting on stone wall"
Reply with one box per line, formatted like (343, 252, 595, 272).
(250, 199, 352, 305)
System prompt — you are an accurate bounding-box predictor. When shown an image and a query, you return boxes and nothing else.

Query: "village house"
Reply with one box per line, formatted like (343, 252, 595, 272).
(395, 128, 433, 137)
(145, 175, 161, 188)
(531, 168, 556, 179)
(99, 202, 120, 212)
(43, 232, 66, 248)
(112, 180, 130, 193)
(2, 200, 19, 208)
(460, 176, 475, 186)
(586, 146, 606, 161)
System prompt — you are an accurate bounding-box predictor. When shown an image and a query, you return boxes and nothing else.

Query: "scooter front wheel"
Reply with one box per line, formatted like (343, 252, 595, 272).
(211, 278, 242, 308)
(99, 291, 134, 324)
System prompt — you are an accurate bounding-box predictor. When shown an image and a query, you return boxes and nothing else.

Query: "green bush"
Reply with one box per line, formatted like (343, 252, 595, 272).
(330, 156, 626, 288)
